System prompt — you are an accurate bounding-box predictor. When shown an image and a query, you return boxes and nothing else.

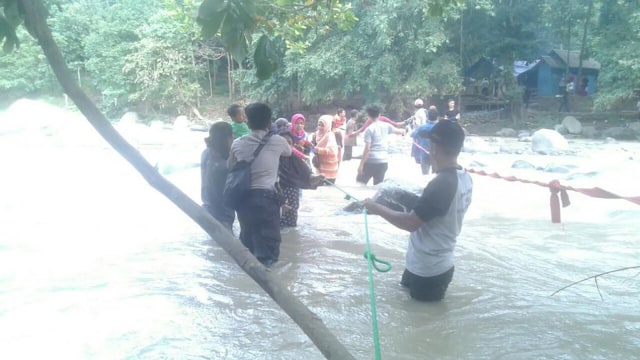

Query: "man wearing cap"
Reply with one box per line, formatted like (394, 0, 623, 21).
(364, 120, 473, 302)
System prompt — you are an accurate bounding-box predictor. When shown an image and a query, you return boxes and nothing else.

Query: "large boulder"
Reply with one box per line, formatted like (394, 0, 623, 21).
(463, 136, 496, 153)
(496, 127, 517, 137)
(531, 129, 568, 154)
(119, 111, 140, 124)
(173, 115, 191, 130)
(603, 127, 637, 140)
(512, 160, 536, 169)
(554, 124, 569, 135)
(629, 122, 640, 133)
(581, 125, 598, 138)
(562, 116, 582, 134)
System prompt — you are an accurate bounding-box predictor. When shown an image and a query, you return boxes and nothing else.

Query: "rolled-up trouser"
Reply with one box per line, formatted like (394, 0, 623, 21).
(236, 189, 282, 266)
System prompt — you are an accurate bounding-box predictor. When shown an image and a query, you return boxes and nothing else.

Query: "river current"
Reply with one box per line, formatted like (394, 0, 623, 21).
(1, 103, 639, 359)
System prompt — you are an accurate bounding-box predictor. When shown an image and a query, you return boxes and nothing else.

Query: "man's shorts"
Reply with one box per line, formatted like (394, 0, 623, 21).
(401, 266, 454, 302)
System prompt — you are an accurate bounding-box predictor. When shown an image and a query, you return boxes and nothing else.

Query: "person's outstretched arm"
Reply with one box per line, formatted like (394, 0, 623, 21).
(364, 199, 423, 232)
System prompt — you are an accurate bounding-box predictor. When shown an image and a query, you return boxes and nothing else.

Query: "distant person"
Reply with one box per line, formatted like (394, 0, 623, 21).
(333, 108, 347, 130)
(558, 79, 570, 112)
(481, 78, 490, 97)
(412, 99, 427, 127)
(228, 104, 250, 139)
(333, 108, 347, 162)
(343, 109, 360, 161)
(228, 103, 291, 267)
(357, 105, 405, 185)
(278, 130, 325, 228)
(201, 122, 234, 231)
(363, 120, 473, 302)
(411, 106, 438, 175)
(636, 99, 640, 120)
(523, 87, 532, 109)
(311, 115, 340, 183)
(444, 99, 460, 123)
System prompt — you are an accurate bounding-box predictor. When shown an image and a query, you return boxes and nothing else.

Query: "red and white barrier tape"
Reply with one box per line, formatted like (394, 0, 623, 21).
(409, 141, 640, 223)
(466, 168, 640, 223)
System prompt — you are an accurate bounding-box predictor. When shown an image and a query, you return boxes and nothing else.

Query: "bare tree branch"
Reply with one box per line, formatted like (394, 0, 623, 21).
(551, 266, 640, 299)
(19, 1, 355, 358)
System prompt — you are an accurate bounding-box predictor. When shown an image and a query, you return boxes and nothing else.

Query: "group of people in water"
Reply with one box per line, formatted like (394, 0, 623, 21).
(200, 99, 472, 302)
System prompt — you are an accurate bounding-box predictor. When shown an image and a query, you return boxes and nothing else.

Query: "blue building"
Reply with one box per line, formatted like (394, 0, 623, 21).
(515, 50, 600, 96)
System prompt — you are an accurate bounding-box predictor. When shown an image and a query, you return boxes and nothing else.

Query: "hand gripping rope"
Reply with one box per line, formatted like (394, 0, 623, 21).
(323, 179, 390, 360)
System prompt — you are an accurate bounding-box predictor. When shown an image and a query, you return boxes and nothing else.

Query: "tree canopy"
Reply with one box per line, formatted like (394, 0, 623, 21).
(2, 0, 640, 115)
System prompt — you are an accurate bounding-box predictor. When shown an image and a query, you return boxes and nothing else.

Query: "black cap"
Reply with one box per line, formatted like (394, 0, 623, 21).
(428, 120, 465, 151)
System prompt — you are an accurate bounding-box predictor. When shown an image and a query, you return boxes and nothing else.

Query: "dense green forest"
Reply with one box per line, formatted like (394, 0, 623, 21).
(1, 0, 639, 119)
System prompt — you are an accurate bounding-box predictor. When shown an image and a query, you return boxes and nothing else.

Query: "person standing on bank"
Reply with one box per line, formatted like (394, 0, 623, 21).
(357, 105, 405, 185)
(444, 99, 460, 123)
(201, 122, 235, 231)
(364, 120, 473, 302)
(228, 103, 291, 267)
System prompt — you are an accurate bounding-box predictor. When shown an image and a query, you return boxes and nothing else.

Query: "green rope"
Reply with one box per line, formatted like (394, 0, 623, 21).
(323, 179, 361, 202)
(323, 178, 390, 359)
(363, 208, 383, 360)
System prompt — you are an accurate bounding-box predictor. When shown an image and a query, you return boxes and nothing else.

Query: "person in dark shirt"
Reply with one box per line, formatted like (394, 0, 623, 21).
(201, 122, 235, 231)
(278, 130, 325, 228)
(444, 99, 460, 123)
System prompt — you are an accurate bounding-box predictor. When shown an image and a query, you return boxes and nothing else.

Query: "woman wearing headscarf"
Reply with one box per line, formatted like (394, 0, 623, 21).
(290, 113, 313, 155)
(277, 130, 325, 227)
(311, 115, 340, 183)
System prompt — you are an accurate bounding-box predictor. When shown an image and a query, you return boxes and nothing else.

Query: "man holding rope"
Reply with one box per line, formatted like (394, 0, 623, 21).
(364, 120, 473, 302)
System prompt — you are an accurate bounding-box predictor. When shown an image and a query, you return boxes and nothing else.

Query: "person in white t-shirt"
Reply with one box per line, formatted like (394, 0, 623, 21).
(364, 120, 473, 301)
(357, 105, 405, 185)
(412, 98, 427, 127)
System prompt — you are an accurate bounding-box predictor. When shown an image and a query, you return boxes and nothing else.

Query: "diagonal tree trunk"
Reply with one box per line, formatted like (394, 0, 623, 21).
(19, 1, 355, 359)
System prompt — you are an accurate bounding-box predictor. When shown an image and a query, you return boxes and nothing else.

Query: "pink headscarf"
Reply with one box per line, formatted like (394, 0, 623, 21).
(290, 114, 306, 138)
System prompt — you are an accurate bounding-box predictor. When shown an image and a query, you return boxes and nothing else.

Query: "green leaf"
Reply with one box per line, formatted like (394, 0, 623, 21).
(0, 14, 19, 53)
(197, 0, 229, 39)
(231, 0, 256, 30)
(220, 13, 248, 60)
(254, 34, 278, 80)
